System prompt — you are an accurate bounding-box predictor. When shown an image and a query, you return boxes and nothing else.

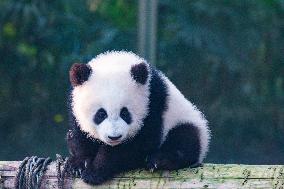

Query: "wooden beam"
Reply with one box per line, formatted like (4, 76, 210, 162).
(1, 161, 284, 188)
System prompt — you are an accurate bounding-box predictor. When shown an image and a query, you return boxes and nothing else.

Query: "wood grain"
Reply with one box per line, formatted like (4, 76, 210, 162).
(1, 162, 284, 188)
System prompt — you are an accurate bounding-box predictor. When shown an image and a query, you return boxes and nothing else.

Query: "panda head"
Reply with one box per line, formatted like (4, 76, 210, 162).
(69, 51, 151, 146)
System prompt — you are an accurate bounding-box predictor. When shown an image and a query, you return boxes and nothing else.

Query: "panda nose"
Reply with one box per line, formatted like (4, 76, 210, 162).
(108, 135, 122, 141)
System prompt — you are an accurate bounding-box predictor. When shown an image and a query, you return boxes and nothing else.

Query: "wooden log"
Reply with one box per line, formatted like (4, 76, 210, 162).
(0, 161, 284, 189)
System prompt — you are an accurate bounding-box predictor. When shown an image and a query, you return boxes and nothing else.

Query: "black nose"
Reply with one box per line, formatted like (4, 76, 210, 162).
(108, 135, 122, 140)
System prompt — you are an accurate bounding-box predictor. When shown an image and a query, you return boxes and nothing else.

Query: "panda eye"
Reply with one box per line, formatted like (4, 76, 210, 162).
(94, 108, 107, 125)
(120, 107, 132, 124)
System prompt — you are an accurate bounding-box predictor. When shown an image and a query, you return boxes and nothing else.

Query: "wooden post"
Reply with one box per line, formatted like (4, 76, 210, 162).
(1, 161, 284, 188)
(138, 0, 158, 65)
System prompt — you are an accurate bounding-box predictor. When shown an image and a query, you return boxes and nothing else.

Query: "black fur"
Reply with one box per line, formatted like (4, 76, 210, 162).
(94, 108, 108, 125)
(67, 66, 202, 185)
(120, 107, 132, 124)
(69, 63, 92, 87)
(146, 123, 200, 171)
(130, 62, 149, 85)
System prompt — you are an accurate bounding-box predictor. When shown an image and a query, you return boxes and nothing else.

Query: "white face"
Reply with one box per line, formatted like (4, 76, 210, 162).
(71, 52, 150, 146)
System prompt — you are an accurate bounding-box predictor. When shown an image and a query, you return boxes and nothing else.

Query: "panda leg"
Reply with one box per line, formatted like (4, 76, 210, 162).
(146, 123, 201, 171)
(66, 129, 100, 174)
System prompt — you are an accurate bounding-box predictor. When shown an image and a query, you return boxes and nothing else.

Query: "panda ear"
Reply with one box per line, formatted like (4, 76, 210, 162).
(69, 63, 92, 87)
(130, 62, 149, 85)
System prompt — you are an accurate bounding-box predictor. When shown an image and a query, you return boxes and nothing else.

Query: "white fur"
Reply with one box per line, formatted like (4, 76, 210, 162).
(71, 51, 151, 145)
(160, 74, 211, 163)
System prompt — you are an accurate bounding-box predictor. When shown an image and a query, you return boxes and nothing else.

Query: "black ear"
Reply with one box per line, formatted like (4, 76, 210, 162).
(69, 63, 92, 87)
(130, 62, 149, 85)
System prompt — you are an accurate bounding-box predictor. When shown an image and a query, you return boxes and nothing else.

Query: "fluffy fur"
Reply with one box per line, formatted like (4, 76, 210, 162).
(67, 51, 210, 185)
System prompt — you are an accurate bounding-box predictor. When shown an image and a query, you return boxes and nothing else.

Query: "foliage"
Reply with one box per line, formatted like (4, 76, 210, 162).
(0, 0, 283, 163)
(0, 0, 137, 160)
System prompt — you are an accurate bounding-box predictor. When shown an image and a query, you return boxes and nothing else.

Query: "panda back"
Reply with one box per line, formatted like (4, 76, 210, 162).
(160, 74, 210, 163)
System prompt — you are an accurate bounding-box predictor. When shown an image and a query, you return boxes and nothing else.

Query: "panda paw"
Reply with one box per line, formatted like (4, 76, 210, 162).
(81, 169, 108, 185)
(145, 153, 171, 172)
(67, 156, 91, 177)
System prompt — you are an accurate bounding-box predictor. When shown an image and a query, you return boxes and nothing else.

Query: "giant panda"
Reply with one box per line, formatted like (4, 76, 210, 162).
(67, 51, 210, 185)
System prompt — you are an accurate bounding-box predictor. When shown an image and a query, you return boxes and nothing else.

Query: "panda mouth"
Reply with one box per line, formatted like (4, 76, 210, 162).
(107, 140, 122, 146)
(106, 135, 123, 146)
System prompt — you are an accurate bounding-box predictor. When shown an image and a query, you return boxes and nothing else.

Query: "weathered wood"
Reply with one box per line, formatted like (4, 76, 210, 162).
(0, 161, 284, 188)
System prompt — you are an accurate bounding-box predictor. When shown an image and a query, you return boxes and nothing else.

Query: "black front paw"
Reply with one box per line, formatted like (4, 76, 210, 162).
(146, 154, 162, 172)
(146, 153, 173, 171)
(67, 156, 91, 177)
(81, 169, 108, 185)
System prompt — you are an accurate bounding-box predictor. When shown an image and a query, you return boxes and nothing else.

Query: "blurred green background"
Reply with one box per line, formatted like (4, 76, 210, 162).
(0, 0, 283, 164)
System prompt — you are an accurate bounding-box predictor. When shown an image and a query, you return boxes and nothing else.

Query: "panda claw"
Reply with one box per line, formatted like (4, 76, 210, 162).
(154, 163, 158, 169)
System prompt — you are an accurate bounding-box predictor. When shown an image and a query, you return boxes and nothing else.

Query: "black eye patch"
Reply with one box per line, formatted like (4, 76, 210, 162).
(94, 108, 107, 125)
(120, 107, 132, 124)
